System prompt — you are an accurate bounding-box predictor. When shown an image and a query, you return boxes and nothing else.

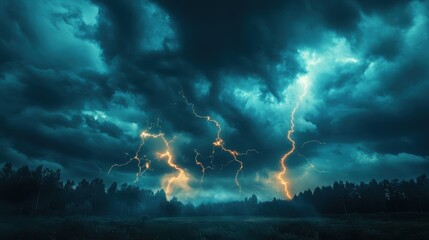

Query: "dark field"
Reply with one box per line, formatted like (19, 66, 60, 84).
(1, 215, 428, 240)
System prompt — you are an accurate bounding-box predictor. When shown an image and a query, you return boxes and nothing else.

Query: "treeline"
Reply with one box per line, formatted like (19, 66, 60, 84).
(0, 163, 174, 216)
(294, 176, 429, 214)
(1, 163, 428, 217)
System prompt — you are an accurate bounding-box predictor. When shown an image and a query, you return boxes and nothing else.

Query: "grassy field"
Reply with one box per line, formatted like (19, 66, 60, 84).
(1, 215, 428, 240)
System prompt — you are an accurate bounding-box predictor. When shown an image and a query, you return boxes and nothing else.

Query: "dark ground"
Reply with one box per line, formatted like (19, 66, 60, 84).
(1, 215, 428, 240)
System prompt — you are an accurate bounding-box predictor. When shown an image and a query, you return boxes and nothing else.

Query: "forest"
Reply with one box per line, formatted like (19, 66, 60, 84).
(1, 163, 429, 217)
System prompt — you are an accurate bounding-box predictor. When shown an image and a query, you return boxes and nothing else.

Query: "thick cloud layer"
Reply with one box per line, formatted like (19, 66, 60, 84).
(1, 0, 428, 203)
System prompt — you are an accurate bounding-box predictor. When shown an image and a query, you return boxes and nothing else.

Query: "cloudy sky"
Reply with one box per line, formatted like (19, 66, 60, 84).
(1, 0, 428, 203)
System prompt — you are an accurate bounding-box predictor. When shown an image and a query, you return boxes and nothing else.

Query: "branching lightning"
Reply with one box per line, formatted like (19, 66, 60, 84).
(276, 77, 309, 200)
(194, 149, 214, 184)
(108, 137, 152, 183)
(275, 50, 322, 199)
(109, 125, 190, 198)
(140, 131, 190, 197)
(180, 90, 257, 192)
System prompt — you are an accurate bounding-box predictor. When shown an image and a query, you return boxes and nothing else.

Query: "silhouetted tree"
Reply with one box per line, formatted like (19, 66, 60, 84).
(1, 163, 428, 217)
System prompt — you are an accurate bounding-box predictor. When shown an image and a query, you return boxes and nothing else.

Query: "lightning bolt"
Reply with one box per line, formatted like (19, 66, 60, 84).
(108, 136, 152, 183)
(194, 149, 214, 184)
(109, 126, 190, 198)
(180, 90, 257, 192)
(140, 131, 190, 197)
(276, 77, 309, 200)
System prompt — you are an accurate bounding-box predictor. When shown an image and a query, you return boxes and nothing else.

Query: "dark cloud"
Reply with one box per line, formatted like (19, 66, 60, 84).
(311, 0, 361, 34)
(92, 0, 143, 61)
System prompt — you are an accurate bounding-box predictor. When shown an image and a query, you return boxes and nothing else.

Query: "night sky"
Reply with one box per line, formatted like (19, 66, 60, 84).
(1, 0, 428, 203)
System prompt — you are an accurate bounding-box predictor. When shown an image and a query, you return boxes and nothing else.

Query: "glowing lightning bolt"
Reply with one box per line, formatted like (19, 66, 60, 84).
(108, 137, 152, 183)
(194, 149, 214, 184)
(139, 131, 190, 197)
(276, 77, 309, 200)
(109, 127, 190, 198)
(180, 90, 257, 192)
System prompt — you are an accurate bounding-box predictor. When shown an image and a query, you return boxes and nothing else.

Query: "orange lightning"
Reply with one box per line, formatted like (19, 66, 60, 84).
(109, 127, 190, 198)
(194, 149, 214, 184)
(180, 90, 257, 192)
(276, 77, 309, 200)
(108, 136, 152, 182)
(139, 130, 190, 197)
